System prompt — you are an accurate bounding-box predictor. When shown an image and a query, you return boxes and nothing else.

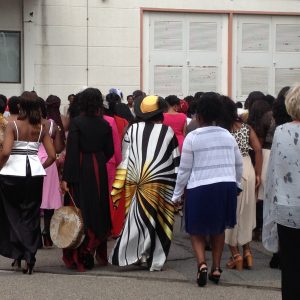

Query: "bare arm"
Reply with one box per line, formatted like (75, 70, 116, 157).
(52, 123, 65, 153)
(0, 123, 15, 169)
(42, 129, 56, 169)
(183, 119, 187, 137)
(249, 125, 262, 189)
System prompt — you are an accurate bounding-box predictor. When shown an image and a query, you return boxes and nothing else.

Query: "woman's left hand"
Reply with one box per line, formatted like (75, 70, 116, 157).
(255, 175, 261, 189)
(61, 181, 69, 193)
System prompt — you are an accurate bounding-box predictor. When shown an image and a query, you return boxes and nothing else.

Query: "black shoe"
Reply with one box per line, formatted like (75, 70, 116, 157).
(197, 262, 208, 287)
(23, 262, 34, 275)
(42, 230, 53, 247)
(269, 253, 280, 269)
(11, 259, 21, 269)
(83, 253, 95, 270)
(208, 267, 222, 284)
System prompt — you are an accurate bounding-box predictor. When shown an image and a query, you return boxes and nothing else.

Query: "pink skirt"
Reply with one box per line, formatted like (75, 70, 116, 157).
(38, 146, 62, 210)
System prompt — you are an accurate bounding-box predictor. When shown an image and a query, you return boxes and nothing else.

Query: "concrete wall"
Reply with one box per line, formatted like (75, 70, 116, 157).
(1, 0, 300, 107)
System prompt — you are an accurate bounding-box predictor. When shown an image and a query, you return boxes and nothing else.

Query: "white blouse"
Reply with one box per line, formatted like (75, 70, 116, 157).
(0, 121, 46, 177)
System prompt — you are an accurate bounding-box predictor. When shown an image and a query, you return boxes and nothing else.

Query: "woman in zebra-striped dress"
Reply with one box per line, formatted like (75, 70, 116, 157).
(109, 95, 180, 271)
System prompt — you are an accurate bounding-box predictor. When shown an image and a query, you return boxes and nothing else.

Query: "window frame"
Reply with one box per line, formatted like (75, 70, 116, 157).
(0, 30, 21, 84)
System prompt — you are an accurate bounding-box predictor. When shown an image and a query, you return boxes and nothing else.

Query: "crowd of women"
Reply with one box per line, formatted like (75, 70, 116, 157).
(0, 84, 299, 300)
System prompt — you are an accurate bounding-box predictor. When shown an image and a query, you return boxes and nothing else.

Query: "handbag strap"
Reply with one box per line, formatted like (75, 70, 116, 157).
(67, 191, 78, 209)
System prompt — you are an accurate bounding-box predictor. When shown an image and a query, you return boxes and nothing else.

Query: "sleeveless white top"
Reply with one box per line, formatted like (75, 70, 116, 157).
(0, 121, 46, 177)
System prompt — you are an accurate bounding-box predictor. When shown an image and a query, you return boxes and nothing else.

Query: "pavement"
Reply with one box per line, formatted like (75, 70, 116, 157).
(0, 216, 281, 300)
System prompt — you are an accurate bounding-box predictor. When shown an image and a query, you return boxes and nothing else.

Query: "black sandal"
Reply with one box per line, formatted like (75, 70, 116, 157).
(11, 259, 21, 269)
(197, 262, 208, 287)
(208, 267, 222, 284)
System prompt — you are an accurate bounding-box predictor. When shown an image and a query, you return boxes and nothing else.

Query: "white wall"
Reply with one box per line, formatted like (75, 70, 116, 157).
(1, 0, 300, 106)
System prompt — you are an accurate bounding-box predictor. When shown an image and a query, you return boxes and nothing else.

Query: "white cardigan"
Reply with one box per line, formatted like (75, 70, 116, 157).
(172, 126, 243, 202)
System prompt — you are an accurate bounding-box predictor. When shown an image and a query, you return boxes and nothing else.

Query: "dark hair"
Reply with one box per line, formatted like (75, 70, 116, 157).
(247, 99, 271, 135)
(236, 101, 243, 109)
(165, 95, 180, 107)
(68, 94, 75, 101)
(105, 92, 121, 116)
(184, 95, 194, 104)
(46, 95, 66, 140)
(0, 99, 6, 114)
(127, 95, 133, 100)
(244, 91, 265, 110)
(265, 94, 275, 107)
(37, 97, 47, 119)
(18, 91, 41, 125)
(68, 94, 80, 119)
(78, 87, 103, 117)
(196, 92, 222, 124)
(194, 92, 204, 101)
(145, 112, 164, 123)
(219, 96, 239, 131)
(132, 90, 146, 100)
(8, 96, 20, 114)
(115, 102, 134, 122)
(273, 86, 293, 126)
(187, 100, 197, 118)
(0, 94, 7, 106)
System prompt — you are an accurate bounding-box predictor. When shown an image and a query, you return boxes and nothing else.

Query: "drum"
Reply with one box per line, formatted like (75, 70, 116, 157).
(50, 206, 85, 249)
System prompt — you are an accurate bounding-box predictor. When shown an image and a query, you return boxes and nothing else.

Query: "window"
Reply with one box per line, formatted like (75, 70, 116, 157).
(233, 16, 300, 101)
(0, 31, 21, 83)
(146, 13, 226, 97)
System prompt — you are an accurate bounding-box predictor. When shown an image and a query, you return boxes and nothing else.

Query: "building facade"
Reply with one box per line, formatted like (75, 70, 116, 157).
(1, 0, 300, 108)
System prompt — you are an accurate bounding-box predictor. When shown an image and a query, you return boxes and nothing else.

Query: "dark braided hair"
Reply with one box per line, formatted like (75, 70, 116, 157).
(219, 95, 240, 131)
(78, 88, 103, 117)
(196, 92, 222, 124)
(46, 95, 66, 140)
(18, 91, 41, 125)
(273, 86, 292, 126)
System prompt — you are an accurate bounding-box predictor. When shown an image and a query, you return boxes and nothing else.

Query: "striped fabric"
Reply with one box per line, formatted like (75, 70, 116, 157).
(172, 126, 243, 202)
(109, 122, 180, 271)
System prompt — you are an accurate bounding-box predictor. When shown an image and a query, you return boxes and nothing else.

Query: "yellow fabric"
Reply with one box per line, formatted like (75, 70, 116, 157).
(140, 95, 159, 113)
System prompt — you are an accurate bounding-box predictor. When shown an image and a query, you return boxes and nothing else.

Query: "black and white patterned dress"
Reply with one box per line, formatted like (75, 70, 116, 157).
(109, 122, 180, 271)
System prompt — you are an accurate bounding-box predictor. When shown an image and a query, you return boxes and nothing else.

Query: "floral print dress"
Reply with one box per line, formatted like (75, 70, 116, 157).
(263, 123, 300, 252)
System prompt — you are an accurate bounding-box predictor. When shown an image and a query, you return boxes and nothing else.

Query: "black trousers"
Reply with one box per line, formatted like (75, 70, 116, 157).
(278, 224, 300, 300)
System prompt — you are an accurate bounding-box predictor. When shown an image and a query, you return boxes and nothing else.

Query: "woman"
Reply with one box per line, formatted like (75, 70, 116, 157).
(263, 85, 300, 300)
(0, 91, 56, 274)
(163, 95, 187, 152)
(247, 99, 272, 241)
(265, 86, 292, 269)
(37, 98, 65, 247)
(109, 95, 180, 271)
(220, 96, 262, 271)
(103, 114, 123, 238)
(61, 88, 114, 272)
(172, 92, 243, 287)
(46, 95, 66, 142)
(105, 93, 129, 141)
